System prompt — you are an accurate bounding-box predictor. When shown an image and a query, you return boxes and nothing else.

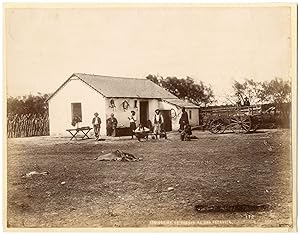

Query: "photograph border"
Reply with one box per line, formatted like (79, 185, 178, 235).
(3, 2, 297, 232)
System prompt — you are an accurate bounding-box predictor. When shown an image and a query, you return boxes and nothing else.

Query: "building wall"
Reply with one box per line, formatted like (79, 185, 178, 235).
(187, 108, 200, 127)
(104, 98, 160, 127)
(159, 101, 199, 130)
(49, 77, 106, 136)
(104, 98, 138, 127)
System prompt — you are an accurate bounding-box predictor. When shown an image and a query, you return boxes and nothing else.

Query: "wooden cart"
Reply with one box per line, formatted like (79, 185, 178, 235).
(202, 105, 263, 134)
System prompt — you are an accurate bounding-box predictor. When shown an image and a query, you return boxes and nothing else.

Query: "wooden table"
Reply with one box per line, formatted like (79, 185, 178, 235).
(66, 126, 92, 141)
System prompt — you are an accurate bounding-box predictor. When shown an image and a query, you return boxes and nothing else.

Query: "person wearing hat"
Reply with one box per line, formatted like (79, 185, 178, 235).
(128, 110, 137, 139)
(153, 109, 164, 139)
(92, 112, 101, 139)
(179, 107, 189, 131)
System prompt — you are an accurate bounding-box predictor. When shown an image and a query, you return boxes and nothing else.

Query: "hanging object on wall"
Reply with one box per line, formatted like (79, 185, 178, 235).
(109, 99, 116, 110)
(134, 100, 138, 108)
(171, 108, 177, 119)
(121, 100, 130, 111)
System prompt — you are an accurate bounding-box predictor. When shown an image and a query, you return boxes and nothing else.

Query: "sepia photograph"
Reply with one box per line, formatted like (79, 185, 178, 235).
(3, 3, 297, 231)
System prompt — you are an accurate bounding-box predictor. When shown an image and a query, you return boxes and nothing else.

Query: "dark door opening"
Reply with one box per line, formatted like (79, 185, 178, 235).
(160, 110, 172, 131)
(139, 101, 149, 126)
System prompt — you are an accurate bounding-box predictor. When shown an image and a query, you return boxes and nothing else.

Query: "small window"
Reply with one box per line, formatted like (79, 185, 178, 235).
(134, 100, 138, 108)
(189, 110, 192, 119)
(71, 103, 82, 122)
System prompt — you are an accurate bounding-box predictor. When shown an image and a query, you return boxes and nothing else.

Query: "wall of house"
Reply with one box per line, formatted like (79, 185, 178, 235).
(104, 98, 138, 127)
(186, 108, 200, 127)
(104, 98, 160, 127)
(159, 101, 199, 130)
(49, 77, 107, 136)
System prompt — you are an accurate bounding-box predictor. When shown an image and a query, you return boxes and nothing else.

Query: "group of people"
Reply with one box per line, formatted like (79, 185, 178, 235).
(92, 113, 118, 139)
(236, 97, 251, 107)
(92, 107, 192, 141)
(92, 108, 166, 141)
(129, 109, 165, 141)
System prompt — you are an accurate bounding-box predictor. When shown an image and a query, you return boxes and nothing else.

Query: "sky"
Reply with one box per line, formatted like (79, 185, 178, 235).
(5, 5, 294, 104)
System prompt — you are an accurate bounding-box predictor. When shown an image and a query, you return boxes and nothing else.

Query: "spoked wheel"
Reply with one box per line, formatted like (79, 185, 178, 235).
(230, 113, 251, 134)
(209, 119, 226, 134)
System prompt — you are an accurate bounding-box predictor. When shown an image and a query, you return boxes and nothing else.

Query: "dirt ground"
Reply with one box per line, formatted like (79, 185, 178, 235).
(6, 129, 293, 229)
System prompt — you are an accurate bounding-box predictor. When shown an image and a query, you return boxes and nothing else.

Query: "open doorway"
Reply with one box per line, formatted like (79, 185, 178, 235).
(139, 101, 149, 126)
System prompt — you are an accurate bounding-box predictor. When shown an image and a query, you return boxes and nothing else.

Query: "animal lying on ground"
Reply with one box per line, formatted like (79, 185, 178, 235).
(95, 150, 142, 161)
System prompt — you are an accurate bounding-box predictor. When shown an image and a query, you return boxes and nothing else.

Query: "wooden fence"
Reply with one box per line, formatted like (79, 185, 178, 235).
(7, 114, 49, 138)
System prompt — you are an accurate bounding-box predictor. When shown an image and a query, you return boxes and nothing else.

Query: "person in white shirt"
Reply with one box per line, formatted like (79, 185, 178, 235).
(134, 124, 150, 141)
(128, 110, 137, 139)
(92, 112, 101, 139)
(153, 109, 164, 139)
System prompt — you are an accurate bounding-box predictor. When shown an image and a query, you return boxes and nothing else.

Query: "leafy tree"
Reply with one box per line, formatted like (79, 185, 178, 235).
(260, 78, 291, 104)
(232, 77, 291, 105)
(146, 74, 214, 106)
(7, 93, 50, 116)
(146, 74, 160, 85)
(232, 78, 262, 104)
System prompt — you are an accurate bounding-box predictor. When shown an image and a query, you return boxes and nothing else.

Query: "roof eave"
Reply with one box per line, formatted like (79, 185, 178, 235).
(162, 99, 200, 109)
(47, 73, 108, 102)
(105, 96, 167, 99)
(73, 74, 107, 98)
(46, 74, 75, 102)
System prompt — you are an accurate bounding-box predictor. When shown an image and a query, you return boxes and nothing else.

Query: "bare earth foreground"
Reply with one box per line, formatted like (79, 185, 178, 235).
(6, 129, 293, 229)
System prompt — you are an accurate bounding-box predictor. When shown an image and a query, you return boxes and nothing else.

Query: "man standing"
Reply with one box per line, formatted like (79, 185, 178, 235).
(128, 110, 137, 139)
(153, 109, 164, 139)
(179, 107, 189, 130)
(92, 112, 101, 139)
(106, 113, 118, 137)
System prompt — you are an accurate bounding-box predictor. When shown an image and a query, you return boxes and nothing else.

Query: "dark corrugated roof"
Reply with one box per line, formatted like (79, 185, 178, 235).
(163, 98, 200, 109)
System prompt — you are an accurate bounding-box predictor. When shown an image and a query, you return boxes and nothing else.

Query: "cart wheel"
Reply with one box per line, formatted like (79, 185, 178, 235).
(209, 119, 226, 134)
(230, 114, 251, 134)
